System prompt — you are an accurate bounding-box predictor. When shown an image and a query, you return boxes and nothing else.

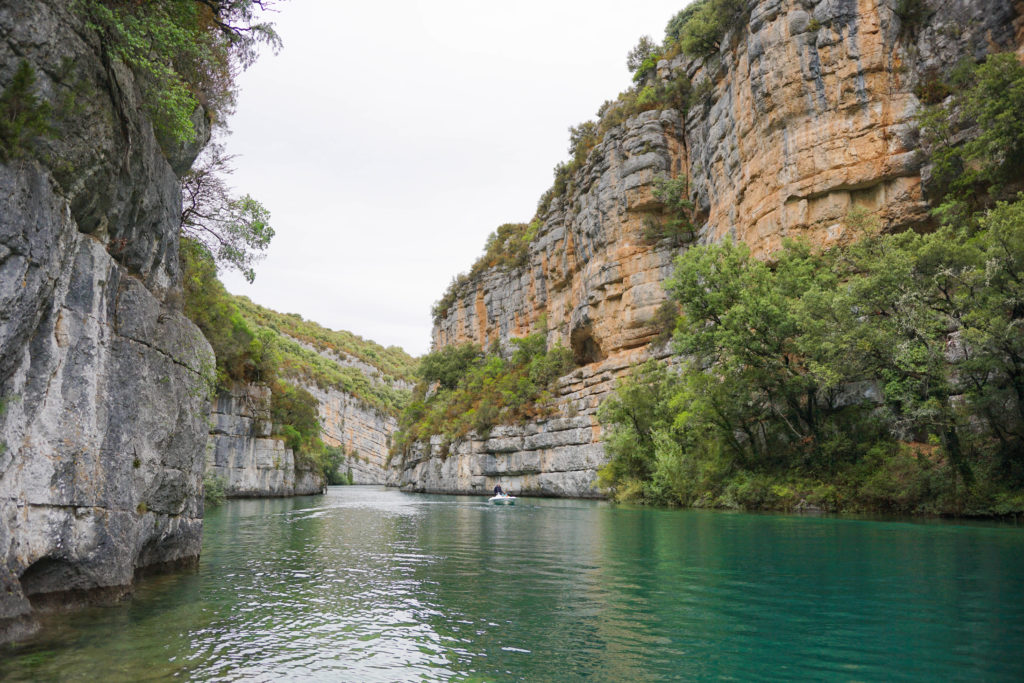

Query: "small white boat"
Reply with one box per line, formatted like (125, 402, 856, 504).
(488, 494, 516, 505)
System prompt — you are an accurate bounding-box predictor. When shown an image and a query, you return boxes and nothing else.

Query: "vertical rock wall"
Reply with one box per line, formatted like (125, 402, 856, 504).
(397, 0, 1022, 498)
(308, 384, 396, 484)
(681, 0, 1021, 255)
(206, 383, 325, 497)
(0, 0, 215, 639)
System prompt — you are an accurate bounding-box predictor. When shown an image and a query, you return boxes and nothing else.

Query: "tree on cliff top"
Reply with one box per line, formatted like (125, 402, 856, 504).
(79, 0, 281, 145)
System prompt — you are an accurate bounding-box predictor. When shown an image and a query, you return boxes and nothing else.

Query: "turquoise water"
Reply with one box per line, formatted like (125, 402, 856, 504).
(2, 486, 1023, 681)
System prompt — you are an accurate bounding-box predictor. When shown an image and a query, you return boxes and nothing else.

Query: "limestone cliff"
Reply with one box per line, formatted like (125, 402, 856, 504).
(308, 382, 397, 484)
(207, 383, 325, 497)
(0, 0, 214, 639)
(397, 0, 1023, 497)
(210, 298, 413, 488)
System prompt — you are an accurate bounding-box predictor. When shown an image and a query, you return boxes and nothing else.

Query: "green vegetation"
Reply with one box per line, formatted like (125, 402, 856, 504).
(182, 240, 412, 483)
(895, 0, 930, 35)
(0, 61, 54, 160)
(919, 54, 1024, 227)
(598, 54, 1024, 516)
(183, 241, 411, 413)
(77, 0, 279, 147)
(644, 173, 696, 245)
(203, 473, 227, 507)
(432, 221, 540, 323)
(626, 35, 660, 83)
(600, 202, 1024, 514)
(181, 143, 275, 282)
(392, 332, 574, 460)
(234, 296, 416, 386)
(670, 0, 746, 58)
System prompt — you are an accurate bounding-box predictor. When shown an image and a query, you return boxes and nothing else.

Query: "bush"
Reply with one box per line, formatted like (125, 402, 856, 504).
(895, 0, 930, 34)
(644, 173, 696, 245)
(418, 343, 482, 390)
(392, 332, 575, 459)
(675, 0, 746, 58)
(0, 61, 53, 160)
(919, 53, 1024, 225)
(204, 473, 227, 507)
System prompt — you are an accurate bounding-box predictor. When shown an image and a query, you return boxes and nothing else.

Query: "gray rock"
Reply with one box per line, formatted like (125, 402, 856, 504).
(0, 0, 215, 641)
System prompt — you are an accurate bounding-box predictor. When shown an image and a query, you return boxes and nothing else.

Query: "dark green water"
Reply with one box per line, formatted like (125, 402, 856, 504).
(3, 486, 1023, 681)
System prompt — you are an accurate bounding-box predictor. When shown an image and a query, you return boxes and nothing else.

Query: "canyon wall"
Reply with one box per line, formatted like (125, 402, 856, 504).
(308, 383, 396, 484)
(395, 0, 1023, 497)
(0, 0, 214, 639)
(206, 384, 324, 497)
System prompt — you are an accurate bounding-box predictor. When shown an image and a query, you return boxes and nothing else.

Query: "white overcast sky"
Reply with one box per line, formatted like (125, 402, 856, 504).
(221, 0, 691, 356)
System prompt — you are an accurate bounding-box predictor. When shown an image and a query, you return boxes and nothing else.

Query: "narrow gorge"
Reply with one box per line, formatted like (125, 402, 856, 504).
(2, 0, 1023, 646)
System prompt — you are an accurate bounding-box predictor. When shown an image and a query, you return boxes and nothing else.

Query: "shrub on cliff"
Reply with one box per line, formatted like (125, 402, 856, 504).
(627, 35, 660, 83)
(0, 61, 53, 161)
(392, 332, 574, 459)
(919, 53, 1024, 226)
(182, 239, 279, 388)
(670, 0, 746, 58)
(644, 173, 696, 245)
(78, 0, 280, 146)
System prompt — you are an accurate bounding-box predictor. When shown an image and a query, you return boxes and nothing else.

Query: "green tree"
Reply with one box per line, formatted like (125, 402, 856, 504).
(920, 54, 1024, 225)
(0, 60, 53, 160)
(626, 35, 659, 83)
(675, 0, 746, 58)
(78, 0, 281, 146)
(181, 142, 274, 282)
(645, 173, 695, 245)
(418, 343, 482, 390)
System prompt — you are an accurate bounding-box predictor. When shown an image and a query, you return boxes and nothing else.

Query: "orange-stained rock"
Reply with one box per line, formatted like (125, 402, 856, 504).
(400, 0, 1023, 498)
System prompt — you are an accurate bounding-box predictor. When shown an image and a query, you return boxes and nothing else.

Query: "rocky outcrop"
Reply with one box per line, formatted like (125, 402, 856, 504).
(414, 0, 1022, 498)
(0, 0, 214, 639)
(680, 0, 1020, 255)
(206, 384, 325, 497)
(434, 108, 685, 360)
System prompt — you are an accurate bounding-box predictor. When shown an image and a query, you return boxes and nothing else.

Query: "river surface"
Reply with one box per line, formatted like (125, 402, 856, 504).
(2, 486, 1023, 681)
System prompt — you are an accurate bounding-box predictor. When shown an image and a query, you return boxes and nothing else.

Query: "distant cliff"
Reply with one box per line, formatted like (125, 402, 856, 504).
(207, 383, 325, 498)
(395, 0, 1024, 498)
(0, 0, 214, 639)
(197, 297, 412, 492)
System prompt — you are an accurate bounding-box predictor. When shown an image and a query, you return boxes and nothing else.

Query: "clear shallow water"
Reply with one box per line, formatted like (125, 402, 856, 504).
(2, 487, 1024, 681)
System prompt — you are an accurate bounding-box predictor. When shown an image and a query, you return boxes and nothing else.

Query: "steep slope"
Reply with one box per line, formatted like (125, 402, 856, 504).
(202, 296, 413, 492)
(0, 0, 214, 639)
(393, 0, 1023, 497)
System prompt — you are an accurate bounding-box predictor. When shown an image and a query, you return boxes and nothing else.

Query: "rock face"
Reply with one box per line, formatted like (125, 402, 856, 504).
(388, 348, 669, 497)
(401, 0, 1022, 498)
(0, 0, 214, 639)
(308, 384, 396, 484)
(680, 0, 1020, 255)
(206, 384, 325, 497)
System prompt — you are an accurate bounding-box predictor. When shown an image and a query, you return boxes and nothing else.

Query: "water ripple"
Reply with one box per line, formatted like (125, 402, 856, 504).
(1, 487, 1023, 681)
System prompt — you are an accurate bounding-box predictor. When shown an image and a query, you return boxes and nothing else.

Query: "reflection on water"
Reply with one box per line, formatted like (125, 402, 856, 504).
(2, 487, 1023, 681)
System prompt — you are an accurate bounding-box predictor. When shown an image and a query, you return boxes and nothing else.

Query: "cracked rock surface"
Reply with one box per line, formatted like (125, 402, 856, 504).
(410, 0, 1022, 498)
(0, 0, 214, 640)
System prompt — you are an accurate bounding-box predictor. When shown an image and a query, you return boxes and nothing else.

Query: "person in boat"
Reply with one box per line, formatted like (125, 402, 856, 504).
(493, 484, 504, 497)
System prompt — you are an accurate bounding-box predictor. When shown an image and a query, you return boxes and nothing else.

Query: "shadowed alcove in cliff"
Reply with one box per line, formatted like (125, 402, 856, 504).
(570, 325, 605, 366)
(19, 556, 80, 599)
